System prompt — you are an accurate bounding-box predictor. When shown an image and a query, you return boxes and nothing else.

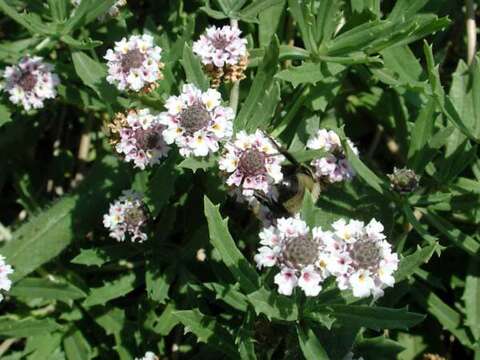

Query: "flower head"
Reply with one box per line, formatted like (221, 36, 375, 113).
(135, 352, 159, 360)
(255, 217, 331, 297)
(388, 167, 420, 194)
(307, 129, 357, 183)
(103, 190, 149, 242)
(326, 218, 399, 299)
(2, 56, 60, 111)
(109, 108, 169, 169)
(219, 130, 284, 197)
(193, 26, 248, 87)
(71, 0, 126, 18)
(0, 255, 13, 302)
(104, 34, 164, 92)
(160, 84, 233, 157)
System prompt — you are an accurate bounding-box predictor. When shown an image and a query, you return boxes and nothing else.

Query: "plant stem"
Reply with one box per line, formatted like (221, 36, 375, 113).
(466, 0, 477, 65)
(229, 18, 240, 115)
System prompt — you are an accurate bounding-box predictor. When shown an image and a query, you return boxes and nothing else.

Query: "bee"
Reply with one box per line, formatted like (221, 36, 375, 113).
(253, 134, 321, 218)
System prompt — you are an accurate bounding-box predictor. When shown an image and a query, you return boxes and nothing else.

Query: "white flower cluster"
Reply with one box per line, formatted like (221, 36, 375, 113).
(327, 218, 399, 299)
(255, 217, 328, 296)
(135, 351, 158, 360)
(71, 0, 127, 17)
(306, 129, 358, 183)
(103, 190, 148, 242)
(114, 108, 169, 169)
(0, 254, 13, 302)
(104, 34, 163, 92)
(193, 25, 247, 68)
(255, 217, 398, 299)
(219, 130, 284, 197)
(160, 84, 233, 157)
(2, 56, 60, 111)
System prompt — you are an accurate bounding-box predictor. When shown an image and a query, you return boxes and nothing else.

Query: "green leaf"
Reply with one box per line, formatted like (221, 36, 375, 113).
(275, 62, 345, 87)
(61, 35, 102, 50)
(395, 243, 440, 282)
(0, 0, 50, 34)
(63, 0, 117, 34)
(235, 35, 279, 131)
(173, 309, 238, 358)
(389, 0, 429, 19)
(93, 308, 125, 335)
(63, 327, 93, 360)
(356, 336, 405, 360)
(297, 324, 330, 360)
(71, 51, 118, 110)
(287, 0, 317, 52)
(343, 140, 387, 196)
(10, 277, 86, 304)
(315, 0, 341, 45)
(27, 332, 64, 360)
(204, 196, 259, 293)
(0, 317, 62, 337)
(48, 0, 68, 22)
(329, 305, 425, 330)
(83, 273, 139, 307)
(2, 156, 131, 282)
(181, 44, 209, 91)
(240, 0, 285, 22)
(423, 210, 480, 256)
(258, 0, 286, 46)
(203, 282, 249, 312)
(71, 244, 140, 267)
(407, 98, 436, 172)
(464, 259, 480, 340)
(145, 265, 172, 304)
(0, 104, 12, 128)
(246, 287, 298, 321)
(178, 156, 216, 173)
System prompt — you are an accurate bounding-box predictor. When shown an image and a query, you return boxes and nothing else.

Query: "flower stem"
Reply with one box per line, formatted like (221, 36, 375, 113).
(229, 18, 240, 115)
(466, 0, 477, 65)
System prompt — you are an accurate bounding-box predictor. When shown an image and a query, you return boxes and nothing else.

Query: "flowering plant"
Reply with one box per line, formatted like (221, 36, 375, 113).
(0, 1, 477, 360)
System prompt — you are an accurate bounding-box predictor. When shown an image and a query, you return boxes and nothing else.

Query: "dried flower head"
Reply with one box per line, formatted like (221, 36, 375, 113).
(388, 167, 420, 194)
(219, 130, 284, 197)
(2, 56, 60, 111)
(326, 218, 399, 299)
(110, 108, 169, 169)
(103, 190, 149, 242)
(71, 0, 127, 18)
(193, 25, 248, 87)
(307, 129, 357, 183)
(0, 255, 13, 302)
(160, 84, 234, 157)
(255, 217, 332, 296)
(104, 34, 164, 92)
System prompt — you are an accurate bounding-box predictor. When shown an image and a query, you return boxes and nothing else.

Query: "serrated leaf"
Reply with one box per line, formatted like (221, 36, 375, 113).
(63, 327, 92, 360)
(178, 156, 216, 173)
(356, 336, 405, 360)
(93, 308, 125, 335)
(181, 44, 209, 91)
(204, 196, 259, 293)
(203, 282, 249, 312)
(275, 62, 345, 87)
(0, 317, 62, 337)
(71, 244, 140, 267)
(395, 243, 439, 282)
(10, 277, 86, 304)
(82, 273, 139, 307)
(173, 309, 238, 358)
(235, 35, 279, 131)
(2, 156, 131, 282)
(246, 287, 298, 321)
(329, 305, 425, 330)
(297, 324, 330, 360)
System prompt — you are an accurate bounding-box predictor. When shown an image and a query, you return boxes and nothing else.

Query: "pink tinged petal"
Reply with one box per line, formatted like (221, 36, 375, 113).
(274, 268, 298, 296)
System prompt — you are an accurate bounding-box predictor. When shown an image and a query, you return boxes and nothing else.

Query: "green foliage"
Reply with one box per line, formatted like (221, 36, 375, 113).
(0, 0, 478, 358)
